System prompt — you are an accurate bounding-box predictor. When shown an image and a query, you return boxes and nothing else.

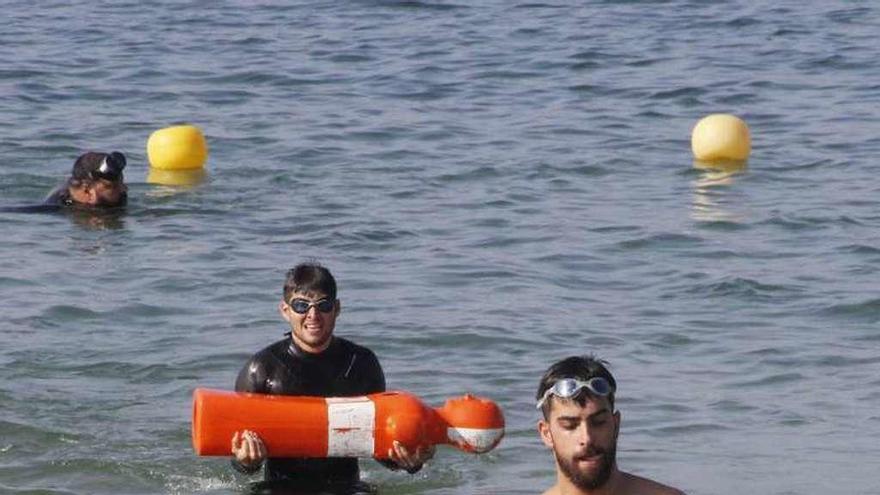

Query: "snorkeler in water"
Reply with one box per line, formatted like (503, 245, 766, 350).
(1, 151, 128, 213)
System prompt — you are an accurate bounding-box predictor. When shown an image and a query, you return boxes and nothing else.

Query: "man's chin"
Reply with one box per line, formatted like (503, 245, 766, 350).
(557, 450, 614, 490)
(297, 333, 333, 352)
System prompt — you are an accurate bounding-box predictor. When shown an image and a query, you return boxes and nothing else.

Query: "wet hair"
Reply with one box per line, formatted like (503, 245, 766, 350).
(283, 262, 337, 302)
(536, 355, 617, 419)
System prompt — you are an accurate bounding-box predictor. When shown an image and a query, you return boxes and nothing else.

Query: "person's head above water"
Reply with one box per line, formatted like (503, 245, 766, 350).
(282, 262, 338, 302)
(66, 151, 128, 207)
(279, 262, 341, 354)
(536, 355, 617, 420)
(536, 355, 685, 495)
(537, 355, 621, 493)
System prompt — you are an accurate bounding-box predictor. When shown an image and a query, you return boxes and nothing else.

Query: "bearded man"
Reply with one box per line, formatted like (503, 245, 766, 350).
(536, 356, 685, 495)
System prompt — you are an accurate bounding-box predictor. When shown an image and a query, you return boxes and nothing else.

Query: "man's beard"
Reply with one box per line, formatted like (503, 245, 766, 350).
(556, 444, 616, 491)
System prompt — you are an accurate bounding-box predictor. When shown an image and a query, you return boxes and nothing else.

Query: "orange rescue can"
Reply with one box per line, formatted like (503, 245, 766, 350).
(191, 388, 505, 459)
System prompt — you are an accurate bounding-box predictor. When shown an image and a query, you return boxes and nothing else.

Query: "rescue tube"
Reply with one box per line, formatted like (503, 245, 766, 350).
(691, 114, 751, 162)
(192, 388, 504, 458)
(147, 125, 208, 170)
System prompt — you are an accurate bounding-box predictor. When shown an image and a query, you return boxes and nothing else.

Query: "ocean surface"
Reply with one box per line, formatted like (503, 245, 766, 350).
(2, 1, 879, 494)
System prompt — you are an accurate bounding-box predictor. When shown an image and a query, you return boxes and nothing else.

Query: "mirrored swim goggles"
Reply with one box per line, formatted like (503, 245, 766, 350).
(536, 377, 615, 409)
(92, 152, 126, 182)
(288, 298, 335, 314)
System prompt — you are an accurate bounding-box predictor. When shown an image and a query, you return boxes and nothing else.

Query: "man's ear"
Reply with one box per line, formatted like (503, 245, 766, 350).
(335, 299, 341, 317)
(538, 419, 554, 449)
(613, 410, 621, 441)
(279, 300, 292, 323)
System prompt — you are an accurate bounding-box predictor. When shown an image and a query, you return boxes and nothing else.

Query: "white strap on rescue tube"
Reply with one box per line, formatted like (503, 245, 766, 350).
(447, 426, 505, 453)
(326, 397, 376, 457)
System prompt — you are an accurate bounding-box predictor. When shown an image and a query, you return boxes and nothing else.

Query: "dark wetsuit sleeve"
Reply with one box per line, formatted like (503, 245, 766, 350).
(43, 184, 69, 205)
(234, 356, 269, 394)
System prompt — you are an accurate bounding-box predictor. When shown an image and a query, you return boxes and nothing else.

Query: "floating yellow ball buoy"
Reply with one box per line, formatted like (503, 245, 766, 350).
(691, 114, 751, 162)
(147, 125, 208, 170)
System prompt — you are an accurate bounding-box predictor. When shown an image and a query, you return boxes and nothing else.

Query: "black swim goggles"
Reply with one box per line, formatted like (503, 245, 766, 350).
(536, 377, 615, 409)
(288, 298, 335, 314)
(92, 152, 126, 182)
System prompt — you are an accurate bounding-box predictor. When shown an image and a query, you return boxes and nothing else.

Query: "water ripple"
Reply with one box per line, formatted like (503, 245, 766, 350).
(682, 277, 803, 300)
(615, 233, 703, 251)
(2, 1, 880, 493)
(820, 298, 880, 322)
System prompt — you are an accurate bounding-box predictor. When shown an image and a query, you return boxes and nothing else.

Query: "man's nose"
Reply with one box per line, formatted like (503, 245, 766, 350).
(576, 423, 593, 445)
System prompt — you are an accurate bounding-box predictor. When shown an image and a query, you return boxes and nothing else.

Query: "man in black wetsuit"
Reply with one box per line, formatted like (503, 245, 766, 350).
(3, 151, 128, 213)
(231, 262, 434, 493)
(0, 151, 128, 230)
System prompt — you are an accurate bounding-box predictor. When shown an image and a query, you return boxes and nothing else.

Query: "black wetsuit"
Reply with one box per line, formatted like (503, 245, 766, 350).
(43, 185, 73, 207)
(233, 335, 386, 491)
(1, 183, 127, 221)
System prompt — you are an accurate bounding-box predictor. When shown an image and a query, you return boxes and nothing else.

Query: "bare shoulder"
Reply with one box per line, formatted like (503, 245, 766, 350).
(540, 486, 559, 495)
(621, 472, 686, 495)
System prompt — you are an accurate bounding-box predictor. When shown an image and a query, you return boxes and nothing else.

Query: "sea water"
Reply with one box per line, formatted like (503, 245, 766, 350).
(1, 1, 879, 494)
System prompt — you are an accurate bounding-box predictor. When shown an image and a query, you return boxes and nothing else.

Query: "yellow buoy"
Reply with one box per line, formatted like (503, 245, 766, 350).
(147, 125, 208, 170)
(691, 114, 751, 162)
